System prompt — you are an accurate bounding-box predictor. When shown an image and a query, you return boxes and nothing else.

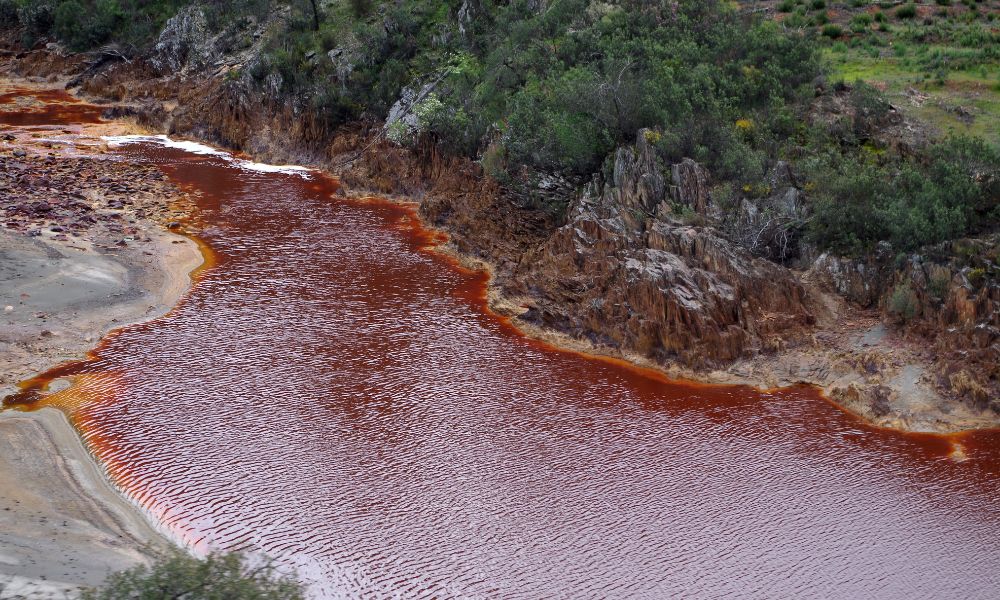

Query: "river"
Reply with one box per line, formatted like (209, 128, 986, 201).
(5, 93, 1000, 599)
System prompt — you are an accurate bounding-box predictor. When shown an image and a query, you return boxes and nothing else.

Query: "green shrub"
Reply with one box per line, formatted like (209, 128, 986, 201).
(348, 1, 822, 181)
(849, 81, 892, 137)
(928, 271, 951, 300)
(13, 0, 190, 51)
(0, 0, 17, 26)
(54, 0, 122, 50)
(806, 134, 1000, 255)
(968, 267, 986, 286)
(82, 551, 303, 600)
(16, 1, 54, 46)
(889, 283, 919, 322)
(896, 3, 918, 18)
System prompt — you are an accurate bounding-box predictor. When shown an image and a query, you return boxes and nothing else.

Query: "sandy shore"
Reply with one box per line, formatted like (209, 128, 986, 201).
(0, 408, 168, 598)
(1, 79, 202, 596)
(0, 227, 202, 399)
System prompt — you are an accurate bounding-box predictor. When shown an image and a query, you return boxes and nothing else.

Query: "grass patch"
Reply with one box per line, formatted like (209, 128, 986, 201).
(824, 45, 1000, 145)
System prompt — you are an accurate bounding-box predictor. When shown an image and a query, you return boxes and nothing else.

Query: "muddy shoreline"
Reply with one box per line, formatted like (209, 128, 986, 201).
(0, 79, 202, 595)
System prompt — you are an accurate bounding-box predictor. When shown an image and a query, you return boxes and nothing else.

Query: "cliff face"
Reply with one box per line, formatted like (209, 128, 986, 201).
(505, 131, 813, 368)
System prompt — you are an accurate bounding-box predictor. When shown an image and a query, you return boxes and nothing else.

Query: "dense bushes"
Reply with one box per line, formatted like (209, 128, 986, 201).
(191, 1, 822, 184)
(82, 551, 303, 600)
(297, 0, 998, 256)
(425, 2, 821, 181)
(805, 136, 1000, 255)
(5, 0, 998, 257)
(7, 0, 187, 50)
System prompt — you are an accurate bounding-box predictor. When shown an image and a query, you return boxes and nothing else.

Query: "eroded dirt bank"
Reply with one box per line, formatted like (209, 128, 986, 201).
(0, 80, 201, 595)
(3, 40, 996, 433)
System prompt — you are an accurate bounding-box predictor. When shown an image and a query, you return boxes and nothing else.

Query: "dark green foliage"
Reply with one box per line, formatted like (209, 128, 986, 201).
(81, 550, 304, 600)
(348, 0, 370, 17)
(6, 0, 998, 256)
(0, 0, 18, 26)
(15, 1, 55, 46)
(9, 0, 189, 50)
(470, 2, 820, 178)
(53, 0, 122, 50)
(896, 3, 917, 18)
(201, 0, 815, 182)
(848, 80, 891, 138)
(806, 136, 1000, 255)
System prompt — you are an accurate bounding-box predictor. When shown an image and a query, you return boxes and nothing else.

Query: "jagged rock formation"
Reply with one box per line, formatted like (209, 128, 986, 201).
(506, 130, 814, 368)
(809, 242, 895, 307)
(149, 6, 212, 76)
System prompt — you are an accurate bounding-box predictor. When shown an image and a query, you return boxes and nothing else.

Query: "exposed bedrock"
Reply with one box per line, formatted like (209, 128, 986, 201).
(505, 130, 814, 369)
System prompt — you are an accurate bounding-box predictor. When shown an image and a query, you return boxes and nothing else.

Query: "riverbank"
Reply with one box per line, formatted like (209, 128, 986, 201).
(351, 190, 1000, 435)
(3, 34, 996, 433)
(0, 408, 168, 598)
(2, 53, 994, 437)
(0, 79, 202, 594)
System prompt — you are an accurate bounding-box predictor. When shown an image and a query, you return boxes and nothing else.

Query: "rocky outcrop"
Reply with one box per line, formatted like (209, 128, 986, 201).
(808, 242, 895, 307)
(888, 240, 1000, 411)
(670, 158, 711, 216)
(343, 126, 815, 370)
(384, 80, 438, 144)
(149, 6, 212, 76)
(505, 130, 814, 368)
(723, 161, 808, 263)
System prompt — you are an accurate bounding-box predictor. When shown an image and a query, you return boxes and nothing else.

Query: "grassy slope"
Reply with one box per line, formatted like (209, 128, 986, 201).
(752, 0, 1000, 145)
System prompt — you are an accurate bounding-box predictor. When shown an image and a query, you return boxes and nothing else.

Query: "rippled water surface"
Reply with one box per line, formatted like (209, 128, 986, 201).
(7, 96, 1000, 599)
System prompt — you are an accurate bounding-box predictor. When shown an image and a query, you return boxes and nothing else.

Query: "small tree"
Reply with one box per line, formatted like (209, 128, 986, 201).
(82, 550, 304, 600)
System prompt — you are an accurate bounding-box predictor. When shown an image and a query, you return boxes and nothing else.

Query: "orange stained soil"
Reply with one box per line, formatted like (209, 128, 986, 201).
(0, 87, 106, 126)
(5, 88, 1000, 600)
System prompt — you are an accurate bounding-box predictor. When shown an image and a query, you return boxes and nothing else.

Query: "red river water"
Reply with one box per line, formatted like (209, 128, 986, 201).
(4, 91, 1000, 599)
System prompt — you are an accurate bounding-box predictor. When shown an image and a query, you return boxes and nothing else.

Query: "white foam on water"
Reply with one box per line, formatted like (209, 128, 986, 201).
(236, 160, 312, 175)
(102, 134, 227, 156)
(101, 134, 312, 178)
